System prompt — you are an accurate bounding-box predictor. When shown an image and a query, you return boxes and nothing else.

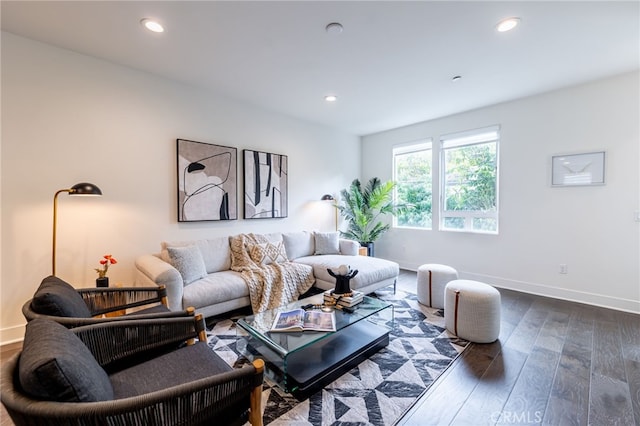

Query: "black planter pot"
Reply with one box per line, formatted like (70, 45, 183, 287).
(96, 276, 109, 288)
(360, 242, 374, 257)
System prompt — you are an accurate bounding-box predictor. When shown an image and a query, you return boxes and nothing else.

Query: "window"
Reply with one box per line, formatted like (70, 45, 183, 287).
(440, 126, 499, 233)
(393, 141, 432, 229)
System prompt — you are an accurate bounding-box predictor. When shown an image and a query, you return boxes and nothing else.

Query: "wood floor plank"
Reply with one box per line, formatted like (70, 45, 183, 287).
(618, 311, 640, 362)
(589, 318, 635, 425)
(496, 347, 560, 426)
(589, 373, 635, 426)
(592, 319, 628, 383)
(624, 357, 640, 426)
(501, 297, 533, 328)
(533, 310, 571, 353)
(502, 299, 550, 354)
(495, 302, 569, 425)
(543, 312, 594, 426)
(450, 348, 528, 425)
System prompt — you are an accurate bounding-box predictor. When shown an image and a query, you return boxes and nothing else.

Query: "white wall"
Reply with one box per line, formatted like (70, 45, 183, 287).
(0, 33, 360, 344)
(362, 71, 640, 313)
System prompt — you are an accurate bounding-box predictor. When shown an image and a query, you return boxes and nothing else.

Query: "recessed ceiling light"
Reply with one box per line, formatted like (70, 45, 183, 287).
(325, 22, 343, 35)
(452, 75, 462, 82)
(496, 17, 520, 32)
(324, 95, 338, 102)
(141, 18, 164, 33)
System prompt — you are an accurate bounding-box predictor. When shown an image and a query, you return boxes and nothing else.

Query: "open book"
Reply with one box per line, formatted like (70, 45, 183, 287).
(270, 308, 336, 332)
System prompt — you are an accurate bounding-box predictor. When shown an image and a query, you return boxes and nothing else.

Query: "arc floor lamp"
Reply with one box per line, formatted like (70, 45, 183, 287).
(52, 182, 102, 276)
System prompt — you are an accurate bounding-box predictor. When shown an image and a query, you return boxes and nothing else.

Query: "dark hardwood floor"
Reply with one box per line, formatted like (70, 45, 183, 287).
(2, 270, 638, 425)
(1, 342, 21, 426)
(395, 269, 640, 426)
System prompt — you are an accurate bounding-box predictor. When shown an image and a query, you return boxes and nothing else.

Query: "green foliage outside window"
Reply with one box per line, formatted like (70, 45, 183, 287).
(443, 143, 497, 212)
(395, 149, 432, 228)
(442, 141, 498, 232)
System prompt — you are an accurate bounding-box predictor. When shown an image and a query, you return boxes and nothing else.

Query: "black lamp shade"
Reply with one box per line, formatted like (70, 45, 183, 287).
(321, 194, 334, 201)
(70, 182, 102, 196)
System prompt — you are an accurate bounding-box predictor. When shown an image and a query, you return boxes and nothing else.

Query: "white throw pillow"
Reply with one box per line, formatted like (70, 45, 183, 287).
(166, 245, 207, 285)
(314, 232, 340, 255)
(249, 242, 288, 265)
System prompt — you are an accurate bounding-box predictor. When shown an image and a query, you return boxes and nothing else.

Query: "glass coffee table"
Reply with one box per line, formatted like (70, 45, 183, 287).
(236, 292, 393, 399)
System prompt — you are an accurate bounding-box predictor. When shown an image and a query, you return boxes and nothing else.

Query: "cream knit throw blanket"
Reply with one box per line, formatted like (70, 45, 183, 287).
(230, 233, 315, 313)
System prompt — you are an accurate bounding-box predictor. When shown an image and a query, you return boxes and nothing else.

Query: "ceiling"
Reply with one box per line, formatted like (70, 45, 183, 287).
(2, 1, 638, 136)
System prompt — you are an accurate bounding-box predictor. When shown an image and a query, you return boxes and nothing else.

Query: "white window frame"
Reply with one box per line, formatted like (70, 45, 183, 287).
(439, 126, 500, 234)
(392, 140, 433, 230)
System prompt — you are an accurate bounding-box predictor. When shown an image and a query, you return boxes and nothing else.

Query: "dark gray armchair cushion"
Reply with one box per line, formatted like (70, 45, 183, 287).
(30, 275, 91, 318)
(18, 318, 114, 402)
(110, 342, 231, 398)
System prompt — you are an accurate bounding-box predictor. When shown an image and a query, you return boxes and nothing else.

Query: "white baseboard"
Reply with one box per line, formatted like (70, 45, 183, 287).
(1, 324, 25, 346)
(397, 262, 640, 314)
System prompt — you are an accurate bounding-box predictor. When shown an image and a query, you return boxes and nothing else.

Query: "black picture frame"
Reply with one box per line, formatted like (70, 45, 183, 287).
(243, 149, 288, 219)
(177, 139, 237, 222)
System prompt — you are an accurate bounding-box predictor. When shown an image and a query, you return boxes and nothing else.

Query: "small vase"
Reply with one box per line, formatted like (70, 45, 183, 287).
(96, 276, 109, 288)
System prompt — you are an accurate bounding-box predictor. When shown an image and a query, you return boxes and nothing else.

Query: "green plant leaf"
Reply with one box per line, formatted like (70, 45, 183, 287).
(337, 177, 401, 243)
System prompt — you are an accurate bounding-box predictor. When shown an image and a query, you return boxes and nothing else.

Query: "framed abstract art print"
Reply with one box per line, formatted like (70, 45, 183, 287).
(243, 149, 288, 219)
(177, 139, 237, 221)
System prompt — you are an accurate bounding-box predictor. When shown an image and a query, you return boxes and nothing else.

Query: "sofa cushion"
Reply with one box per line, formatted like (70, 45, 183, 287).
(295, 255, 399, 291)
(314, 232, 340, 255)
(18, 318, 114, 402)
(30, 275, 91, 318)
(282, 231, 314, 260)
(248, 241, 288, 265)
(339, 239, 360, 256)
(162, 236, 231, 274)
(167, 245, 207, 285)
(262, 232, 284, 244)
(182, 271, 250, 309)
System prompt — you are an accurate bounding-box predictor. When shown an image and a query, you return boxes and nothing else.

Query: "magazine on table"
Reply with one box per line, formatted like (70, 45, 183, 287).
(270, 308, 336, 332)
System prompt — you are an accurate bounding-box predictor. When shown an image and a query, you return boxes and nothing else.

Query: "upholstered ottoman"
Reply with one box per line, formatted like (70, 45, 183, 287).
(444, 280, 501, 343)
(417, 264, 458, 309)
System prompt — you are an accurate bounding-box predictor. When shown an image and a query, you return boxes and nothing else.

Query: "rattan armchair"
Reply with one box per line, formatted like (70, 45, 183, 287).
(2, 315, 265, 426)
(23, 275, 194, 327)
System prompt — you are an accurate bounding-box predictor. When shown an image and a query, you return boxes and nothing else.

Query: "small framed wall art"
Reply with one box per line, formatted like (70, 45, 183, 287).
(243, 149, 288, 219)
(551, 151, 605, 187)
(177, 139, 237, 221)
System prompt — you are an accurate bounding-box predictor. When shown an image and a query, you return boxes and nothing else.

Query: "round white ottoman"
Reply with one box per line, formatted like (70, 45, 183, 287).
(417, 264, 458, 309)
(444, 280, 501, 343)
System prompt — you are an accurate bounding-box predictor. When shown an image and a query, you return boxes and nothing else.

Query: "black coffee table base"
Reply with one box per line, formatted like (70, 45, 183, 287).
(247, 320, 390, 400)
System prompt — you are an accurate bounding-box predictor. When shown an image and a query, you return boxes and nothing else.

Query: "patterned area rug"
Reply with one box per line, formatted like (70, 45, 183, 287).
(206, 289, 469, 425)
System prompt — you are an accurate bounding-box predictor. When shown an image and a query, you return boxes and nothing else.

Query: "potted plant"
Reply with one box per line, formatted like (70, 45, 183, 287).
(337, 178, 402, 256)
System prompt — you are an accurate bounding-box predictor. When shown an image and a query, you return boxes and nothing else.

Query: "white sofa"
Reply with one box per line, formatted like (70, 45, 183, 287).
(135, 231, 399, 318)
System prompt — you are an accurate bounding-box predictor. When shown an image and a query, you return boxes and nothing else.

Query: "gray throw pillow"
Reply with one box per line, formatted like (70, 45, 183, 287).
(30, 275, 91, 318)
(314, 232, 340, 255)
(167, 245, 207, 285)
(18, 318, 114, 402)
